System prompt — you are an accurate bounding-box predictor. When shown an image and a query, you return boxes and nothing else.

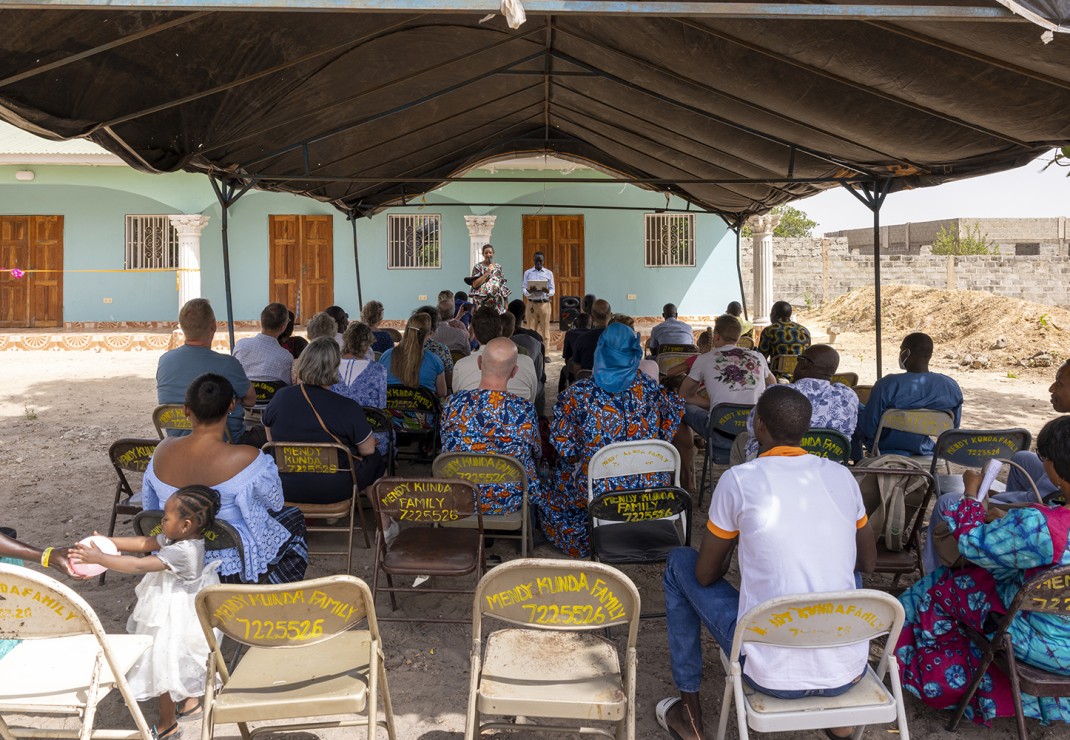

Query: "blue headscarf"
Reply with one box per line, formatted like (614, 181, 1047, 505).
(593, 322, 643, 394)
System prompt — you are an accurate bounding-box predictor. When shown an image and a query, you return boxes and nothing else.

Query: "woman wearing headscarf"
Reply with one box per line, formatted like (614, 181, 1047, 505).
(542, 321, 685, 557)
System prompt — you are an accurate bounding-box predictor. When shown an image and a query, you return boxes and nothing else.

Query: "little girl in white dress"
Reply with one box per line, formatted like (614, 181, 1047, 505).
(70, 485, 221, 739)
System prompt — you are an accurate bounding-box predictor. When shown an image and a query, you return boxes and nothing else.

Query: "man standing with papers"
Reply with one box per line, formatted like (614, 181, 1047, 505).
(522, 251, 555, 343)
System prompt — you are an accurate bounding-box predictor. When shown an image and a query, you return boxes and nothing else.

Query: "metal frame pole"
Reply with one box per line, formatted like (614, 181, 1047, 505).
(844, 179, 892, 379)
(733, 222, 748, 320)
(350, 210, 364, 311)
(209, 175, 254, 351)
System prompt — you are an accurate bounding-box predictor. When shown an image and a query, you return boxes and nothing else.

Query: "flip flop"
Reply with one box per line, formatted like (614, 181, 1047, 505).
(152, 722, 179, 740)
(655, 697, 685, 740)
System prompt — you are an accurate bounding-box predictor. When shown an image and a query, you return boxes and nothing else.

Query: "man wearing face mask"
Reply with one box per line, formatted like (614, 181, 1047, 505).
(852, 332, 962, 460)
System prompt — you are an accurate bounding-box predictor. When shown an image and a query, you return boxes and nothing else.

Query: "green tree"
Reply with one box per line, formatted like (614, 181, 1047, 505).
(1043, 145, 1070, 176)
(930, 223, 994, 255)
(741, 205, 817, 238)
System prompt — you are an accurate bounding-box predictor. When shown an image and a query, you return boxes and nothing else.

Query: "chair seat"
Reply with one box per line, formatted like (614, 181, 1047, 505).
(0, 634, 151, 711)
(592, 519, 683, 563)
(287, 498, 352, 518)
(212, 631, 371, 723)
(442, 510, 522, 532)
(722, 660, 897, 733)
(873, 544, 916, 573)
(476, 629, 625, 721)
(383, 527, 482, 574)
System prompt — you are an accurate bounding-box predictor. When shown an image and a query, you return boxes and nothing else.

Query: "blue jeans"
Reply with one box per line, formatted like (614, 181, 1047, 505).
(664, 548, 863, 699)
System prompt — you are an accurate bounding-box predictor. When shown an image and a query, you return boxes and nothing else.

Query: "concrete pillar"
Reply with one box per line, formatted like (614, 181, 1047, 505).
(168, 215, 210, 309)
(464, 215, 497, 269)
(747, 212, 781, 324)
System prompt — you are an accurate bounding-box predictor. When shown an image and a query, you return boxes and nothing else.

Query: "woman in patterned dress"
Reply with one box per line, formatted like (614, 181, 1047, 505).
(895, 416, 1070, 726)
(543, 321, 685, 557)
(332, 321, 390, 456)
(468, 244, 510, 314)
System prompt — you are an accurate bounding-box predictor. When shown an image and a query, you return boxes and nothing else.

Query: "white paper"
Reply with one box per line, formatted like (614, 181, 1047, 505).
(977, 459, 1003, 503)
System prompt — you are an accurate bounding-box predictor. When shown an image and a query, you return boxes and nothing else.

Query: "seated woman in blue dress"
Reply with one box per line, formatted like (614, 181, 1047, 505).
(142, 373, 307, 584)
(264, 338, 385, 503)
(543, 321, 685, 558)
(378, 312, 446, 397)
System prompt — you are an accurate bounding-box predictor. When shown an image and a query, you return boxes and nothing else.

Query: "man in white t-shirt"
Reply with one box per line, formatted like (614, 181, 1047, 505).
(657, 386, 877, 740)
(679, 314, 775, 450)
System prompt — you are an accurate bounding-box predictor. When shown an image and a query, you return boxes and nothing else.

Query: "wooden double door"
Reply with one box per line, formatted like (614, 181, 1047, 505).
(268, 215, 334, 324)
(521, 215, 584, 321)
(0, 216, 63, 328)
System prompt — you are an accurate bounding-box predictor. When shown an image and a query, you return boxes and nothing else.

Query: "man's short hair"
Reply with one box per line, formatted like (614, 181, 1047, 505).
(437, 299, 455, 322)
(902, 332, 934, 361)
(438, 289, 454, 304)
(756, 386, 813, 443)
(306, 312, 337, 342)
(591, 299, 612, 324)
(662, 303, 677, 319)
(507, 299, 526, 323)
(533, 251, 544, 260)
(260, 302, 289, 333)
(471, 306, 502, 345)
(1037, 416, 1070, 483)
(179, 298, 216, 339)
(499, 311, 516, 337)
(771, 300, 793, 322)
(713, 314, 742, 343)
(574, 313, 592, 329)
(726, 301, 743, 317)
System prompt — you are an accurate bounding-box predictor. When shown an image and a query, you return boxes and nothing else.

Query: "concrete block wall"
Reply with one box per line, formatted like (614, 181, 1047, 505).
(827, 217, 1068, 256)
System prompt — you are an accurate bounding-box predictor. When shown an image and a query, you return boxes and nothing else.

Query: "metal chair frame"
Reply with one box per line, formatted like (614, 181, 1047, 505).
(432, 452, 532, 556)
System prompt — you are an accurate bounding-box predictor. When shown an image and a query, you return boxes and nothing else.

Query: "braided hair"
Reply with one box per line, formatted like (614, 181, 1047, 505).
(171, 485, 222, 535)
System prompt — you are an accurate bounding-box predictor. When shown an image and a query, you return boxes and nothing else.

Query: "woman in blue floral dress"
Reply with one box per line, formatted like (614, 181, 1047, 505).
(895, 416, 1070, 726)
(332, 321, 390, 456)
(544, 322, 685, 557)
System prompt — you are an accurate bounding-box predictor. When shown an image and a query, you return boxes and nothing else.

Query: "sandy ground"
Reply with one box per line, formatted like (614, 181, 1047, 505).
(0, 334, 1066, 739)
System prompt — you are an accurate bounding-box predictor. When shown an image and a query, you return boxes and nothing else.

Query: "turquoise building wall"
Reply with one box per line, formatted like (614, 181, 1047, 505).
(0, 164, 740, 323)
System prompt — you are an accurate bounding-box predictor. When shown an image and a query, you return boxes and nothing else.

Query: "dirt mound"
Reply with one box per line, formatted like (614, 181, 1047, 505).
(807, 285, 1070, 366)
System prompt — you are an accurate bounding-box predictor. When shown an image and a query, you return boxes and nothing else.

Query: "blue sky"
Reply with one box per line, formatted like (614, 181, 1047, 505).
(795, 151, 1070, 234)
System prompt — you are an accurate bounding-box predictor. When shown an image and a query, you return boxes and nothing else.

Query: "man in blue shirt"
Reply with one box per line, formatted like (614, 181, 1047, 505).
(853, 332, 962, 459)
(521, 251, 555, 343)
(156, 298, 258, 445)
(647, 303, 695, 355)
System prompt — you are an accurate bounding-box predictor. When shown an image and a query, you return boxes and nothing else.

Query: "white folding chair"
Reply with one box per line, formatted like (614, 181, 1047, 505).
(870, 408, 955, 462)
(587, 439, 681, 499)
(0, 564, 154, 740)
(716, 589, 909, 740)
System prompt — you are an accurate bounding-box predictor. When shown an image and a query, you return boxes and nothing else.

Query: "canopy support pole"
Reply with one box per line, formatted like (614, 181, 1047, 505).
(209, 175, 254, 351)
(731, 220, 748, 320)
(349, 209, 364, 311)
(844, 179, 893, 379)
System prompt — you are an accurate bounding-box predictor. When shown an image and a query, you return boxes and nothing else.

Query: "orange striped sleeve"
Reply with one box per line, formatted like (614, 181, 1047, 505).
(706, 520, 739, 539)
(856, 514, 869, 530)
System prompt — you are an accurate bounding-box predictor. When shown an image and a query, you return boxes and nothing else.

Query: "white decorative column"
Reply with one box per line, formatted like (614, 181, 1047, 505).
(168, 215, 210, 309)
(747, 212, 781, 325)
(464, 215, 497, 269)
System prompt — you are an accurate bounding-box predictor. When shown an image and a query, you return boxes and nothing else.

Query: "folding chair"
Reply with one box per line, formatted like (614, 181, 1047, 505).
(770, 354, 799, 380)
(832, 372, 859, 387)
(736, 335, 755, 350)
(465, 559, 640, 740)
(432, 452, 532, 556)
(698, 403, 754, 508)
(134, 509, 247, 569)
(385, 327, 403, 343)
(947, 563, 1070, 740)
(870, 408, 955, 461)
(0, 564, 154, 740)
(852, 464, 936, 589)
(105, 437, 158, 539)
(385, 385, 441, 467)
(153, 403, 232, 442)
(716, 589, 908, 740)
(251, 379, 285, 407)
(928, 427, 1032, 497)
(362, 406, 396, 475)
(368, 477, 484, 623)
(656, 350, 698, 377)
(262, 441, 372, 574)
(656, 343, 699, 356)
(854, 384, 873, 405)
(800, 428, 851, 464)
(195, 575, 397, 740)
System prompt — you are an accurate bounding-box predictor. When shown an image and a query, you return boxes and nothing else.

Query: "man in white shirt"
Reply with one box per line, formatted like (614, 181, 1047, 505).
(646, 303, 695, 355)
(657, 386, 877, 740)
(232, 302, 293, 384)
(452, 306, 538, 403)
(680, 314, 775, 450)
(521, 251, 555, 343)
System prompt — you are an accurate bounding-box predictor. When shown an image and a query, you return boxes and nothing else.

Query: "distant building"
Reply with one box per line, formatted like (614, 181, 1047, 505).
(827, 217, 1069, 257)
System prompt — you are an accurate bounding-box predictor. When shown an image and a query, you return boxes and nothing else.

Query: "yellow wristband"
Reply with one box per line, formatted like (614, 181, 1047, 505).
(40, 547, 53, 569)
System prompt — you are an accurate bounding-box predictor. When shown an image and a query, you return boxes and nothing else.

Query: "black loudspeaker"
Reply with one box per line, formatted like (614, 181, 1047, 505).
(559, 295, 581, 331)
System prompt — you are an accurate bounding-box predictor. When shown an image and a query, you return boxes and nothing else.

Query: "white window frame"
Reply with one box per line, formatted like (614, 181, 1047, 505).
(644, 213, 696, 267)
(124, 215, 179, 270)
(387, 213, 442, 269)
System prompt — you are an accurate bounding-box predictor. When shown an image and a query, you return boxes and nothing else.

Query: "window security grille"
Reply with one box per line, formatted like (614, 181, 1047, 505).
(388, 214, 442, 269)
(125, 215, 179, 269)
(644, 213, 695, 267)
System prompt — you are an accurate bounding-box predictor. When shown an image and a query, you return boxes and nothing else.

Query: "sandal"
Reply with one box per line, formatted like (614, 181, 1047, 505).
(655, 697, 685, 740)
(176, 702, 203, 723)
(152, 722, 179, 740)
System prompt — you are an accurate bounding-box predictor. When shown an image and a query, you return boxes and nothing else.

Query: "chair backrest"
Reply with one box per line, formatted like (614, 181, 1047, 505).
(657, 343, 698, 356)
(800, 428, 851, 463)
(736, 335, 755, 350)
(930, 428, 1032, 474)
(472, 558, 640, 643)
(196, 575, 377, 648)
(588, 486, 692, 562)
(576, 368, 593, 381)
(655, 351, 698, 376)
(133, 509, 245, 560)
(852, 461, 935, 552)
(771, 354, 799, 377)
(263, 440, 355, 476)
(872, 408, 955, 455)
(587, 440, 680, 500)
(432, 452, 527, 494)
(831, 372, 858, 387)
(252, 379, 286, 405)
(152, 403, 191, 438)
(370, 477, 478, 522)
(450, 350, 466, 364)
(1012, 563, 1070, 618)
(385, 327, 403, 343)
(854, 384, 873, 405)
(729, 589, 905, 664)
(362, 406, 393, 436)
(109, 438, 158, 498)
(386, 385, 440, 433)
(0, 563, 98, 639)
(708, 403, 754, 438)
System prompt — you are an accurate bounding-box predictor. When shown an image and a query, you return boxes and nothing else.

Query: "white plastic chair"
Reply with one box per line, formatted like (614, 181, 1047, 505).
(715, 589, 909, 740)
(0, 563, 154, 740)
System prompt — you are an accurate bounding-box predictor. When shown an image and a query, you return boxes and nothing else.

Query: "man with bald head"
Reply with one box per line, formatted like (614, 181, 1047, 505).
(854, 332, 962, 459)
(440, 337, 543, 517)
(733, 344, 860, 464)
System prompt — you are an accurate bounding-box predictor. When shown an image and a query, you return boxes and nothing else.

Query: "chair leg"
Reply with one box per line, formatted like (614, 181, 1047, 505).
(386, 573, 398, 611)
(947, 642, 997, 732)
(715, 678, 733, 740)
(1002, 636, 1029, 740)
(698, 446, 710, 509)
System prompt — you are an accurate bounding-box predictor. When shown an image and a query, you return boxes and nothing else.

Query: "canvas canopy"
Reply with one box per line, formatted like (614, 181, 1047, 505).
(1, 0, 1069, 223)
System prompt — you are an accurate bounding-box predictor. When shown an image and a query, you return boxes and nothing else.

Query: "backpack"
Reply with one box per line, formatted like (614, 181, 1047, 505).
(854, 454, 929, 552)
